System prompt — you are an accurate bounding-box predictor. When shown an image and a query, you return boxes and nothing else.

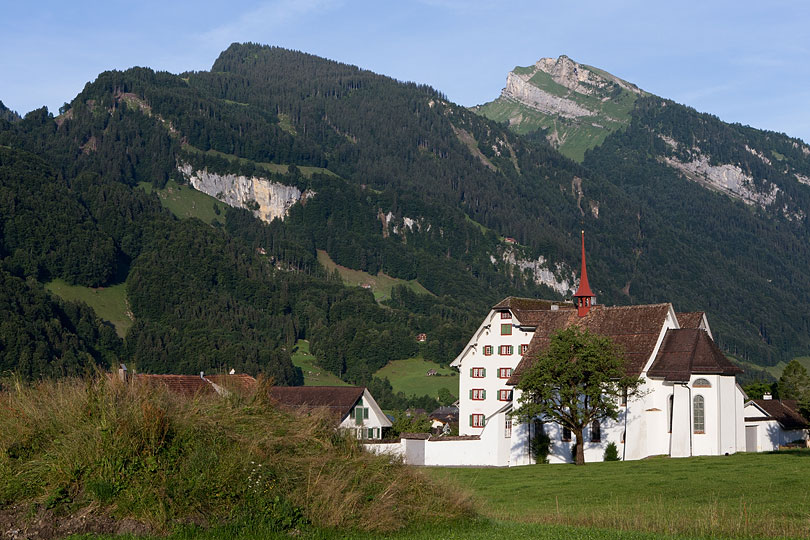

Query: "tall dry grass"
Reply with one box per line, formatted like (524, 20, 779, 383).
(0, 374, 472, 532)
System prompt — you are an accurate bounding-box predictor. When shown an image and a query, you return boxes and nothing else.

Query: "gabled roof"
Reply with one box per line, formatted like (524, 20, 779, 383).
(676, 312, 705, 329)
(134, 374, 217, 396)
(749, 399, 809, 430)
(268, 386, 365, 419)
(492, 296, 574, 326)
(647, 329, 742, 382)
(508, 303, 672, 384)
(207, 373, 258, 393)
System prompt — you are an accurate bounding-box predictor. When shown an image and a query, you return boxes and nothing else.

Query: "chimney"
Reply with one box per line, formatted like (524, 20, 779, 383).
(763, 393, 772, 400)
(572, 230, 596, 317)
(200, 371, 205, 379)
(117, 364, 128, 383)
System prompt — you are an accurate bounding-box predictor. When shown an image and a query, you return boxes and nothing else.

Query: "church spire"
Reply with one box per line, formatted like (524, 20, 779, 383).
(573, 230, 595, 317)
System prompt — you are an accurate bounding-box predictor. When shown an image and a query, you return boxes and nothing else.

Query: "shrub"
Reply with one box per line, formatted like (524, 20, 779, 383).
(530, 425, 551, 464)
(603, 441, 620, 461)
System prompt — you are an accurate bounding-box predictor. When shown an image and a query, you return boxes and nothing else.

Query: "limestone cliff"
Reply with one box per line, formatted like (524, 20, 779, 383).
(178, 163, 314, 223)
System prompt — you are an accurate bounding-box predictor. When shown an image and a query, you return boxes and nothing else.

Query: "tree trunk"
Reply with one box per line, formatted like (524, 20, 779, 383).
(574, 428, 585, 465)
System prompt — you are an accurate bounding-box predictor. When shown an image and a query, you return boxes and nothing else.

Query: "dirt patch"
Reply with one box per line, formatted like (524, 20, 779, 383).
(0, 503, 154, 540)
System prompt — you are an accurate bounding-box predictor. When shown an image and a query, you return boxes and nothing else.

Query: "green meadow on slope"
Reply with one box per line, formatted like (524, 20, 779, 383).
(316, 250, 432, 302)
(137, 180, 228, 225)
(373, 357, 457, 400)
(45, 279, 133, 337)
(291, 340, 349, 386)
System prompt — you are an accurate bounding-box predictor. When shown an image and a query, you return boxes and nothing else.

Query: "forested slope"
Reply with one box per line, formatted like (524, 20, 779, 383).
(0, 42, 807, 386)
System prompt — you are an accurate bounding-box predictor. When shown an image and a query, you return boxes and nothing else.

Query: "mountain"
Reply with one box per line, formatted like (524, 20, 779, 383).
(474, 55, 644, 161)
(0, 44, 808, 386)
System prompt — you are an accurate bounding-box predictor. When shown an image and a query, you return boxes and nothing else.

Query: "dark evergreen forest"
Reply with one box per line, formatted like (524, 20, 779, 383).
(1, 43, 808, 390)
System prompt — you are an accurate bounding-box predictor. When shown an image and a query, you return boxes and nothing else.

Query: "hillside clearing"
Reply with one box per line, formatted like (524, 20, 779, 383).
(182, 143, 338, 179)
(316, 250, 432, 302)
(45, 279, 132, 337)
(291, 340, 348, 386)
(374, 357, 457, 400)
(429, 451, 810, 539)
(138, 180, 227, 225)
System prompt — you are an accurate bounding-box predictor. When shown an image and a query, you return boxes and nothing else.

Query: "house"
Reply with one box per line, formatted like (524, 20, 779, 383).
(743, 395, 809, 451)
(429, 406, 459, 433)
(446, 231, 747, 465)
(268, 386, 391, 440)
(416, 333, 428, 342)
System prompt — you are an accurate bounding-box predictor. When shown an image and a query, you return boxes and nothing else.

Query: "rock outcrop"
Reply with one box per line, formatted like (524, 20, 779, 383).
(178, 163, 314, 223)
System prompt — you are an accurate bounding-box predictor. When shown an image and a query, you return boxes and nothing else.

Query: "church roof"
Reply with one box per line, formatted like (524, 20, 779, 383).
(676, 312, 705, 329)
(507, 303, 672, 384)
(646, 329, 743, 382)
(748, 399, 809, 430)
(492, 296, 574, 326)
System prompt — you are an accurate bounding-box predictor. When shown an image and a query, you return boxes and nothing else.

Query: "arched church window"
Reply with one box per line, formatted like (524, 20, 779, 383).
(693, 395, 705, 433)
(693, 378, 711, 388)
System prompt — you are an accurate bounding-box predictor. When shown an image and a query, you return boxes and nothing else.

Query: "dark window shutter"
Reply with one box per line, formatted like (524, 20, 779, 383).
(482, 389, 486, 399)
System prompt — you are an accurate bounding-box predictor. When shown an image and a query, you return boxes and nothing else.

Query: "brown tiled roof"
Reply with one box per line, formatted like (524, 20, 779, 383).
(492, 296, 575, 326)
(751, 399, 809, 430)
(134, 374, 216, 396)
(647, 329, 743, 382)
(207, 374, 257, 393)
(268, 386, 364, 419)
(507, 303, 672, 384)
(676, 312, 705, 329)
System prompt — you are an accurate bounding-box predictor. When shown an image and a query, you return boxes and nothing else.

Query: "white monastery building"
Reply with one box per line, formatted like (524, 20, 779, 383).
(371, 233, 751, 465)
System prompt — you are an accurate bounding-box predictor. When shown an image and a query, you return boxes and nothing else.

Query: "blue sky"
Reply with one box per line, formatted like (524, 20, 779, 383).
(2, 0, 809, 142)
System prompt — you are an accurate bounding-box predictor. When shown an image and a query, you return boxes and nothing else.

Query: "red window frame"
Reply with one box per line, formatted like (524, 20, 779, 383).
(501, 323, 512, 336)
(499, 345, 513, 355)
(471, 388, 486, 400)
(483, 345, 493, 356)
(497, 367, 512, 379)
(520, 344, 529, 354)
(500, 311, 512, 319)
(497, 389, 512, 401)
(471, 413, 485, 428)
(471, 367, 485, 378)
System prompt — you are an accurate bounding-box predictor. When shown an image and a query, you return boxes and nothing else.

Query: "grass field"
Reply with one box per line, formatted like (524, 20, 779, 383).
(138, 179, 228, 225)
(374, 357, 457, 400)
(45, 279, 133, 337)
(316, 250, 432, 302)
(291, 340, 348, 386)
(733, 355, 810, 380)
(428, 451, 810, 539)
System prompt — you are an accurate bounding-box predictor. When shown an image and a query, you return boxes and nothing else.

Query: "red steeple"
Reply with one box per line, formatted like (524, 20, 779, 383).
(573, 230, 595, 317)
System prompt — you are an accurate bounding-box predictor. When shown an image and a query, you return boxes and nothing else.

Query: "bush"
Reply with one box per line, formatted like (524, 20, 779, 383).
(530, 424, 551, 464)
(603, 441, 620, 461)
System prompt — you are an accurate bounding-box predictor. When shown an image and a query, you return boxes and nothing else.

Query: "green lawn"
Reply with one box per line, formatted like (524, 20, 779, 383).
(316, 250, 432, 302)
(374, 357, 457, 400)
(45, 279, 133, 337)
(428, 451, 810, 539)
(138, 179, 228, 225)
(291, 340, 348, 386)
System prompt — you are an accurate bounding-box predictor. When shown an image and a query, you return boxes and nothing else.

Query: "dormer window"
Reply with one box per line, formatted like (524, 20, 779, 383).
(500, 311, 512, 319)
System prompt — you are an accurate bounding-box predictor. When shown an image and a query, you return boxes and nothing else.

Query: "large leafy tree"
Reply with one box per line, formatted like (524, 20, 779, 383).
(777, 360, 810, 401)
(512, 327, 642, 465)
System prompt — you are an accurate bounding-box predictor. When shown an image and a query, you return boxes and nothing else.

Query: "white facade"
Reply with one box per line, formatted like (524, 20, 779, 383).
(452, 310, 535, 437)
(447, 302, 748, 466)
(743, 400, 809, 452)
(337, 388, 392, 440)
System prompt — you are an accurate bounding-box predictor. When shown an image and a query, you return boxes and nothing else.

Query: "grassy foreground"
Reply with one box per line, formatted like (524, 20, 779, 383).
(0, 376, 470, 537)
(430, 452, 810, 539)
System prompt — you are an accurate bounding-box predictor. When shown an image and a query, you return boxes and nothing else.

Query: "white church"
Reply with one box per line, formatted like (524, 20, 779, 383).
(369, 233, 750, 465)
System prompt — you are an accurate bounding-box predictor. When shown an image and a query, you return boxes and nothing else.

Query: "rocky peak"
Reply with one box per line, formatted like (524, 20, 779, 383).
(532, 55, 644, 97)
